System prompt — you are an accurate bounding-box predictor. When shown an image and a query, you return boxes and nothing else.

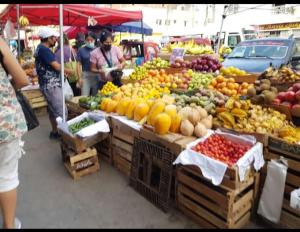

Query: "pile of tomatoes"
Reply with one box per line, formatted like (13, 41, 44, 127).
(192, 134, 251, 167)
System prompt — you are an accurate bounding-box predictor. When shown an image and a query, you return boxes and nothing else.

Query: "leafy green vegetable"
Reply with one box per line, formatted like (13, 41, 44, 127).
(68, 118, 96, 134)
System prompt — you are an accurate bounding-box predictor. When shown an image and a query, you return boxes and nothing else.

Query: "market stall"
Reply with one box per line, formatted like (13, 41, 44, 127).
(2, 4, 299, 229)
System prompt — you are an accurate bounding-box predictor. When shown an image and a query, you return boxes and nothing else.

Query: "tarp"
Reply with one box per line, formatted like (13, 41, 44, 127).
(111, 21, 152, 35)
(0, 4, 143, 26)
(64, 26, 88, 40)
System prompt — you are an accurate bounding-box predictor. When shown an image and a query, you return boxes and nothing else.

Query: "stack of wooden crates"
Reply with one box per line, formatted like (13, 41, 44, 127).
(22, 89, 48, 116)
(260, 136, 300, 228)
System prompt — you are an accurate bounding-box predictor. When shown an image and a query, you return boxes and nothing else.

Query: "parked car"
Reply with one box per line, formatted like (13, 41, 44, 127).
(222, 37, 300, 73)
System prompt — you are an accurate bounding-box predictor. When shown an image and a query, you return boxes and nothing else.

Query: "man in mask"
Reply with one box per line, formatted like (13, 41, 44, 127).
(34, 27, 73, 140)
(76, 32, 99, 96)
(90, 29, 126, 90)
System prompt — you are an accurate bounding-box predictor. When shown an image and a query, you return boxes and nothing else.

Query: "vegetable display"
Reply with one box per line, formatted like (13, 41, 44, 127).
(69, 118, 96, 134)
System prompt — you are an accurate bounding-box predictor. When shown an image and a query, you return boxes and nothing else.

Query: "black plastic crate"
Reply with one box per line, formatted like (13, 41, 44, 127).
(130, 137, 174, 212)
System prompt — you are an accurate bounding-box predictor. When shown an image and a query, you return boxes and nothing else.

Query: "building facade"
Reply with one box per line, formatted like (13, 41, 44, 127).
(97, 4, 300, 39)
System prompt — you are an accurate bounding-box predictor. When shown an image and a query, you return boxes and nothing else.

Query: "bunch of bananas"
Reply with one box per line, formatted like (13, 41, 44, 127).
(99, 82, 118, 95)
(19, 16, 29, 27)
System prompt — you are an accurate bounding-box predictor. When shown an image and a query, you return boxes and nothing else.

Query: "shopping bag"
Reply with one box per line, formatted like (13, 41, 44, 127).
(15, 90, 39, 131)
(64, 47, 79, 83)
(257, 158, 288, 223)
(64, 79, 74, 101)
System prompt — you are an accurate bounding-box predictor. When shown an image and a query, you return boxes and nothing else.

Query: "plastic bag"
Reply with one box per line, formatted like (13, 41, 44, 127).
(64, 79, 74, 101)
(257, 158, 288, 223)
(16, 90, 39, 131)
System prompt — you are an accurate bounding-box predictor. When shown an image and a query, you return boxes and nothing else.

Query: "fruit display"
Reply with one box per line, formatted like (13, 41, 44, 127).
(209, 75, 253, 96)
(190, 55, 222, 72)
(276, 125, 300, 144)
(188, 72, 214, 91)
(174, 89, 228, 115)
(143, 57, 169, 69)
(272, 83, 300, 110)
(214, 97, 290, 135)
(19, 15, 30, 27)
(219, 45, 232, 57)
(99, 82, 119, 95)
(128, 66, 149, 80)
(162, 40, 213, 55)
(247, 79, 278, 105)
(220, 66, 247, 76)
(260, 65, 300, 83)
(68, 118, 96, 134)
(191, 134, 251, 167)
(178, 105, 212, 137)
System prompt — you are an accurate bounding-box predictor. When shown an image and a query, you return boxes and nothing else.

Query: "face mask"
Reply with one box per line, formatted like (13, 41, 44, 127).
(86, 42, 95, 49)
(103, 44, 111, 51)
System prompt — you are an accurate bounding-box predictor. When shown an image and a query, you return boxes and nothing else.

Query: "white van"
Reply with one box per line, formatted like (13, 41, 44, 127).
(214, 29, 258, 51)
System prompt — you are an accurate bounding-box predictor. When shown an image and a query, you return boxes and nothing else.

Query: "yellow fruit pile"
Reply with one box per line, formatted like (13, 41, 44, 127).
(100, 82, 118, 95)
(220, 66, 247, 76)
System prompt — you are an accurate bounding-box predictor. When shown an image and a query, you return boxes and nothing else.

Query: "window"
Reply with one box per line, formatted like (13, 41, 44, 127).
(156, 19, 162, 25)
(165, 20, 170, 26)
(228, 35, 241, 49)
(184, 21, 188, 27)
(181, 6, 185, 11)
(173, 20, 177, 24)
(293, 39, 300, 56)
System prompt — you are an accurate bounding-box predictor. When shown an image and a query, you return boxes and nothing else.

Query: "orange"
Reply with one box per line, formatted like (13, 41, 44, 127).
(227, 83, 235, 90)
(210, 79, 217, 87)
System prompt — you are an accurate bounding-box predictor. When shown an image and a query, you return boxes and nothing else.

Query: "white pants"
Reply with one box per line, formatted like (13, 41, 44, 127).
(0, 138, 24, 192)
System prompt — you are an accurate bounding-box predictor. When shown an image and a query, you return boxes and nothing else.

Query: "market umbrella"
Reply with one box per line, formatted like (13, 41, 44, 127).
(111, 21, 153, 35)
(0, 4, 143, 122)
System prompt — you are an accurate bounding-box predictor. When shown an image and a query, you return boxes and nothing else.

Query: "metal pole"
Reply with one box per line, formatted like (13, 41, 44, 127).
(17, 4, 21, 59)
(216, 5, 228, 54)
(59, 4, 66, 122)
(141, 18, 145, 63)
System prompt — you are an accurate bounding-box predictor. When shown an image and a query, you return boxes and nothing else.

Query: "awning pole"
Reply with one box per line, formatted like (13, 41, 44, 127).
(17, 4, 21, 59)
(141, 18, 145, 63)
(59, 4, 66, 122)
(216, 5, 229, 54)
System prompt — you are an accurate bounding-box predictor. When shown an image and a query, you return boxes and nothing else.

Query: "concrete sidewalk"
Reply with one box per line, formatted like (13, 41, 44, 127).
(3, 115, 267, 228)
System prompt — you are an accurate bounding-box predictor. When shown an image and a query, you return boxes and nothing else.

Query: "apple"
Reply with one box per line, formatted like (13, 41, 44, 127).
(277, 92, 286, 101)
(288, 87, 294, 92)
(295, 90, 300, 101)
(272, 98, 281, 105)
(285, 91, 296, 102)
(281, 101, 292, 109)
(293, 83, 300, 92)
(292, 104, 300, 110)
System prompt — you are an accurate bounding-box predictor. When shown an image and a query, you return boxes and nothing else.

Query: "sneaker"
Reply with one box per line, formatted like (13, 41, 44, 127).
(49, 131, 61, 140)
(15, 218, 21, 229)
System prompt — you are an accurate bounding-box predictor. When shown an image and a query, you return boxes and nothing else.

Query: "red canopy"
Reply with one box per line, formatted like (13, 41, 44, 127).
(0, 4, 143, 26)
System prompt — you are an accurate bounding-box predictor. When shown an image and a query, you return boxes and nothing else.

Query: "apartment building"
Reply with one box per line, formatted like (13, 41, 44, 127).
(97, 4, 300, 39)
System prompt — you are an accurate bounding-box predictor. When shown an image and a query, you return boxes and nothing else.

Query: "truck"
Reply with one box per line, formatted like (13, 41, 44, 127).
(222, 36, 300, 73)
(213, 29, 258, 51)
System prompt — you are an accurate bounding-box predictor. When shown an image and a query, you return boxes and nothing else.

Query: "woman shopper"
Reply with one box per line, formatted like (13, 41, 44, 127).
(0, 37, 29, 229)
(55, 33, 80, 96)
(90, 29, 126, 90)
(76, 32, 99, 96)
(34, 27, 74, 140)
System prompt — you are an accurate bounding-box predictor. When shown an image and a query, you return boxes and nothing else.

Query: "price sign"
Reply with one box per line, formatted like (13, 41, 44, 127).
(170, 48, 185, 65)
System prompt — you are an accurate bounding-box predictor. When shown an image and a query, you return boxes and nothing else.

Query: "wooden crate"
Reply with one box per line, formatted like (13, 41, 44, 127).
(95, 134, 112, 164)
(34, 105, 48, 117)
(176, 165, 256, 228)
(62, 146, 100, 180)
(112, 136, 133, 177)
(111, 117, 140, 145)
(58, 125, 109, 153)
(261, 146, 300, 229)
(22, 89, 48, 109)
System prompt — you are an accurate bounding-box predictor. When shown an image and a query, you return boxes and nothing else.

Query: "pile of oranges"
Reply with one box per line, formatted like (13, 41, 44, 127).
(208, 75, 253, 97)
